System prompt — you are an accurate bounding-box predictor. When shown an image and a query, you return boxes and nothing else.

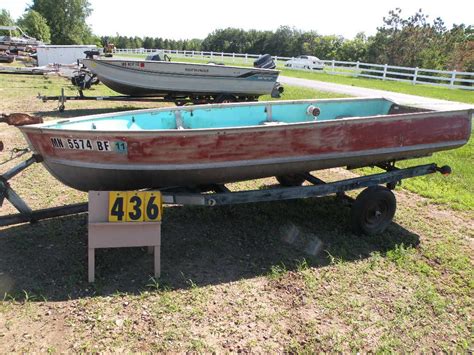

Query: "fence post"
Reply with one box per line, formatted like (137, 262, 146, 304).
(412, 67, 419, 85)
(245, 53, 248, 63)
(382, 64, 388, 80)
(211, 51, 213, 59)
(450, 70, 457, 88)
(221, 52, 224, 61)
(331, 59, 335, 72)
(232, 52, 235, 62)
(355, 61, 360, 77)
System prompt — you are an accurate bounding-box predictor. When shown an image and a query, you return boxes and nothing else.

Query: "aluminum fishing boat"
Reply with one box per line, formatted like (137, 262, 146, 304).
(18, 97, 472, 191)
(81, 56, 281, 100)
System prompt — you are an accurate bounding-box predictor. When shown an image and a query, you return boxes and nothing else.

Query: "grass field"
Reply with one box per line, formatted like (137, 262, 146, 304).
(281, 69, 474, 105)
(120, 53, 474, 104)
(0, 71, 472, 352)
(359, 139, 473, 211)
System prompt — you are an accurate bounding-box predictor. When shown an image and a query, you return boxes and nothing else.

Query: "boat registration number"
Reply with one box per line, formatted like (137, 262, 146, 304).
(50, 137, 127, 153)
(108, 191, 162, 222)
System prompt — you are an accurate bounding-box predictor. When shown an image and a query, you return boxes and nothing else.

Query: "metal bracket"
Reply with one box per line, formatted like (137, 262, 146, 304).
(377, 161, 399, 171)
(0, 153, 88, 226)
(175, 110, 185, 129)
(0, 154, 46, 225)
(265, 104, 273, 122)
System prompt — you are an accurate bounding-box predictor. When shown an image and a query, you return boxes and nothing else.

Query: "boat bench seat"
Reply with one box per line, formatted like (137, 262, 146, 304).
(260, 120, 287, 126)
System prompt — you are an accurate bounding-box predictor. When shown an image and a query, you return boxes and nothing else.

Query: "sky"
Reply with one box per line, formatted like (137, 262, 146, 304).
(2, 0, 473, 40)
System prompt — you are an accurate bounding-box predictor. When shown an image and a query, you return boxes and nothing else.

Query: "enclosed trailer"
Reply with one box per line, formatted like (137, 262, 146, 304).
(36, 45, 98, 66)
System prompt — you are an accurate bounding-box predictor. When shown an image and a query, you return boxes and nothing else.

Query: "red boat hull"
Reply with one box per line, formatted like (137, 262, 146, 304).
(21, 108, 472, 191)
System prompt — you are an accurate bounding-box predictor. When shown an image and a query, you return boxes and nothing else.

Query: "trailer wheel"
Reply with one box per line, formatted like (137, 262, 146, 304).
(351, 186, 396, 235)
(276, 174, 306, 187)
(215, 94, 236, 103)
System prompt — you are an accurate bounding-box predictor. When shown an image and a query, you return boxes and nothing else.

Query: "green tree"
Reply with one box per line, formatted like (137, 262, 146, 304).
(0, 9, 15, 26)
(366, 8, 473, 71)
(16, 10, 51, 42)
(185, 38, 203, 51)
(30, 0, 93, 44)
(337, 32, 368, 61)
(153, 38, 164, 49)
(264, 26, 300, 57)
(143, 36, 154, 49)
(301, 34, 343, 59)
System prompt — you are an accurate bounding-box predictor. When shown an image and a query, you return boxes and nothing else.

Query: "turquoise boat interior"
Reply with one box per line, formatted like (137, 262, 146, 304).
(44, 99, 396, 131)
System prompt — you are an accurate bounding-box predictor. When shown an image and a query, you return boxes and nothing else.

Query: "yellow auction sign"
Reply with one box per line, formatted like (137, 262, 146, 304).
(108, 191, 162, 222)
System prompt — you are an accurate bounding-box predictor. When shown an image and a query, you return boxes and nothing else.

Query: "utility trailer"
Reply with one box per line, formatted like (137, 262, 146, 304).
(38, 88, 263, 112)
(0, 152, 451, 235)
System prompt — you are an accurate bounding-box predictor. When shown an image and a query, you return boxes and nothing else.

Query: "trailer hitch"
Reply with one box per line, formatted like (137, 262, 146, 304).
(435, 165, 451, 176)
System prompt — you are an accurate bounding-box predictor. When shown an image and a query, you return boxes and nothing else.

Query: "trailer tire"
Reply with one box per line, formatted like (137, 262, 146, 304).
(215, 94, 236, 103)
(276, 174, 306, 187)
(351, 186, 396, 235)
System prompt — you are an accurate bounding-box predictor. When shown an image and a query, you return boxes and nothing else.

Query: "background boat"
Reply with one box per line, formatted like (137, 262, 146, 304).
(81, 56, 282, 100)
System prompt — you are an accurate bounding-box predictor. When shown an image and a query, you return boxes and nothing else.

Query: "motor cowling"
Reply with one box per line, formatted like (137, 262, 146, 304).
(84, 50, 101, 59)
(71, 70, 99, 89)
(254, 54, 276, 69)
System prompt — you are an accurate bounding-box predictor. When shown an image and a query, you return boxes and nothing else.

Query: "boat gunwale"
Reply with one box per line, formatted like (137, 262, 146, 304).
(18, 97, 473, 137)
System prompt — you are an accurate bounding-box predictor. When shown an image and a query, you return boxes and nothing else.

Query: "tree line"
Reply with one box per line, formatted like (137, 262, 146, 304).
(1, 2, 472, 72)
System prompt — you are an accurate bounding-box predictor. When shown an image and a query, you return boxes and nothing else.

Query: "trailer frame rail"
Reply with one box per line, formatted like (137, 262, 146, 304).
(0, 153, 450, 229)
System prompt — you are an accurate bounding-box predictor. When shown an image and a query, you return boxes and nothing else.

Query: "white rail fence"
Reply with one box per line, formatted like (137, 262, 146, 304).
(113, 48, 474, 91)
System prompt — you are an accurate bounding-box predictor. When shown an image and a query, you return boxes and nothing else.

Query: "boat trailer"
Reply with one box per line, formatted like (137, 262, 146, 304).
(37, 88, 197, 112)
(0, 152, 451, 234)
(37, 87, 272, 112)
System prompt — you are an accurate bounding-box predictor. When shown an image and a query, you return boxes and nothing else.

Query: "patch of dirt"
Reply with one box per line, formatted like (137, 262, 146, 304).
(0, 302, 72, 352)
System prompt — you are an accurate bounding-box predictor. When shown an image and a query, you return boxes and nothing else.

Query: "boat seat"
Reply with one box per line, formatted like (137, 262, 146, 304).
(261, 120, 287, 126)
(174, 111, 185, 129)
(261, 104, 288, 125)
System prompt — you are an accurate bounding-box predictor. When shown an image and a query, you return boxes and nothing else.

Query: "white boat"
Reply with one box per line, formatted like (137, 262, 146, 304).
(81, 55, 282, 101)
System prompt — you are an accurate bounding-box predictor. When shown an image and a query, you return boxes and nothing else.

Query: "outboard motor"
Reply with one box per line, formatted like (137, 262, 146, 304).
(146, 53, 171, 62)
(71, 69, 99, 90)
(253, 54, 276, 69)
(84, 50, 101, 59)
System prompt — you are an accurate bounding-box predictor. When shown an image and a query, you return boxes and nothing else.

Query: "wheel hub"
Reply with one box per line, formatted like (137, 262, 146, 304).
(366, 202, 387, 225)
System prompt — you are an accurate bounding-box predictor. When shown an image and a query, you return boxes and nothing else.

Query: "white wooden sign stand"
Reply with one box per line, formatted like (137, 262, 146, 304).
(87, 191, 161, 283)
